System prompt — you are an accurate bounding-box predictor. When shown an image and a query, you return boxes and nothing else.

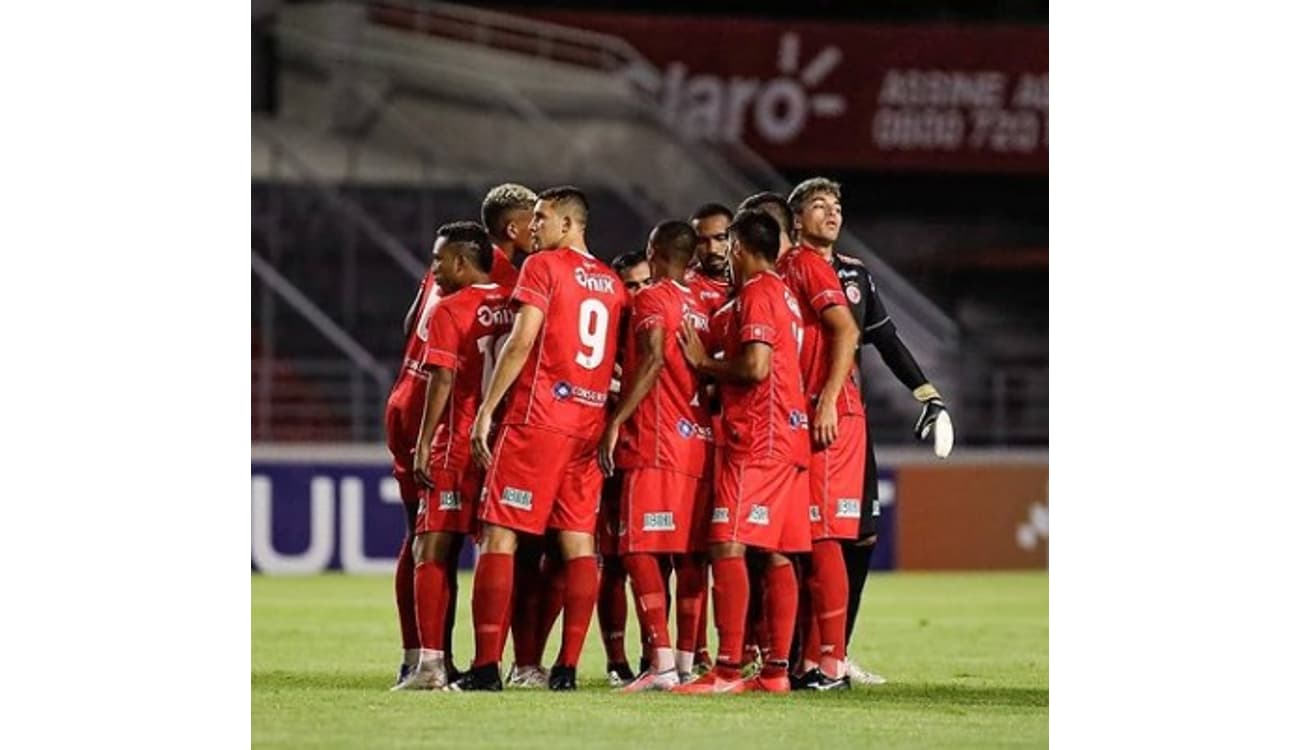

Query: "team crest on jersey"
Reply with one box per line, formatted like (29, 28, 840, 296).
(712, 507, 729, 524)
(439, 491, 462, 511)
(501, 487, 533, 510)
(643, 512, 676, 531)
(553, 381, 573, 400)
(809, 505, 822, 522)
(747, 506, 770, 525)
(835, 499, 861, 519)
(788, 410, 809, 430)
(677, 418, 695, 438)
(845, 284, 862, 304)
(574, 267, 616, 294)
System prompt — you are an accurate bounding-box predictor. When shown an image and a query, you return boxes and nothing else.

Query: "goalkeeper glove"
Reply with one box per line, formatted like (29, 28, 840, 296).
(912, 383, 953, 459)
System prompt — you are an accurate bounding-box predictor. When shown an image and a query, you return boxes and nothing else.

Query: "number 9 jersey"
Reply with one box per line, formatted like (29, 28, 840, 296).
(500, 247, 628, 441)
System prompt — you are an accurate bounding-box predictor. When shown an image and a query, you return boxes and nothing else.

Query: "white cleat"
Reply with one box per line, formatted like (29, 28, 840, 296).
(844, 658, 887, 686)
(391, 656, 448, 691)
(619, 670, 680, 693)
(506, 664, 549, 689)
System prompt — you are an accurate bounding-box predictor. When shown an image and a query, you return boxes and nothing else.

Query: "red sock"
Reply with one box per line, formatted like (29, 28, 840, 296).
(471, 552, 514, 667)
(597, 556, 629, 664)
(510, 550, 543, 666)
(556, 556, 599, 667)
(533, 556, 566, 663)
(811, 539, 849, 672)
(695, 566, 710, 656)
(673, 556, 706, 654)
(710, 556, 749, 678)
(763, 562, 799, 667)
(624, 553, 670, 651)
(395, 534, 419, 650)
(414, 558, 451, 650)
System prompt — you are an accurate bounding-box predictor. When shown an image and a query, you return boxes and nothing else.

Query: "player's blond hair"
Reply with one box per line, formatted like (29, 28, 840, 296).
(481, 183, 538, 236)
(788, 177, 842, 215)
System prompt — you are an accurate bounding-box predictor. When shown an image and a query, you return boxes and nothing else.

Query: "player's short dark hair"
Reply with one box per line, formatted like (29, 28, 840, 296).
(480, 183, 537, 238)
(537, 186, 589, 226)
(611, 251, 648, 274)
(738, 191, 795, 242)
(436, 221, 494, 273)
(648, 220, 698, 267)
(690, 202, 734, 224)
(729, 209, 780, 263)
(787, 177, 842, 215)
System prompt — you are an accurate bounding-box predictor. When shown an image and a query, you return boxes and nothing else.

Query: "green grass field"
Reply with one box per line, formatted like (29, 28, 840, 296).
(253, 571, 1047, 748)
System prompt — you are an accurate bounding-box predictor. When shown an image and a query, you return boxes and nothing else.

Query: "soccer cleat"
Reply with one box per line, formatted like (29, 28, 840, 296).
(507, 664, 550, 689)
(677, 671, 699, 686)
(844, 659, 887, 686)
(394, 662, 415, 688)
(743, 671, 791, 694)
(670, 670, 745, 695)
(449, 663, 503, 692)
(390, 655, 448, 691)
(620, 669, 680, 693)
(606, 661, 636, 687)
(790, 668, 824, 691)
(693, 651, 714, 676)
(548, 664, 578, 691)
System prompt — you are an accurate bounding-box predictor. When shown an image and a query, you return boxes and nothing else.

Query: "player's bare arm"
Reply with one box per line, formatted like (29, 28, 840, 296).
(598, 325, 666, 476)
(678, 321, 771, 383)
(413, 366, 455, 489)
(470, 303, 543, 469)
(812, 304, 860, 448)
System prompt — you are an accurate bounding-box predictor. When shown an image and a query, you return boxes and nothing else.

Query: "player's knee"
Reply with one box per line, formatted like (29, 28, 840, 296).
(556, 530, 596, 560)
(479, 524, 519, 555)
(709, 542, 745, 561)
(769, 552, 793, 569)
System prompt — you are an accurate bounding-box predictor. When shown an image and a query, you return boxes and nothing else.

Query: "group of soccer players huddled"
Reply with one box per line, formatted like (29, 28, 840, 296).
(384, 178, 952, 694)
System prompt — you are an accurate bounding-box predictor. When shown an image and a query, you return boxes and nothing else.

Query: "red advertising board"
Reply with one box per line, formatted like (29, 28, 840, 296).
(517, 11, 1047, 174)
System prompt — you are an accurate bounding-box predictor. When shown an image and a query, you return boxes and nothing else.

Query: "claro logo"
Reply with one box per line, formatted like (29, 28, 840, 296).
(628, 33, 846, 144)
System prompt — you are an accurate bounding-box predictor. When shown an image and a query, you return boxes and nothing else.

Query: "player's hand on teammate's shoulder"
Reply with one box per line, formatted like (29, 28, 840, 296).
(677, 320, 707, 368)
(470, 408, 494, 469)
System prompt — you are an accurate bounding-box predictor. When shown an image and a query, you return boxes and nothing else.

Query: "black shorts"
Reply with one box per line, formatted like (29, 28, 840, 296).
(857, 428, 881, 540)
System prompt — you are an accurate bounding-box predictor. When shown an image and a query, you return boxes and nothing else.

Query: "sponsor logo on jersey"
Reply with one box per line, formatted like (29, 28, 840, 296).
(835, 498, 861, 519)
(788, 410, 809, 430)
(809, 505, 822, 522)
(501, 487, 533, 510)
(570, 384, 608, 407)
(747, 505, 770, 525)
(439, 491, 462, 511)
(476, 305, 514, 327)
(712, 507, 729, 524)
(682, 308, 710, 330)
(845, 284, 862, 304)
(574, 267, 617, 294)
(553, 381, 573, 400)
(643, 512, 676, 531)
(677, 418, 695, 438)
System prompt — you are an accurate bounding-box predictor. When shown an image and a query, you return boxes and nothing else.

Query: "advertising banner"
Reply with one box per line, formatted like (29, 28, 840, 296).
(507, 10, 1047, 173)
(893, 464, 1048, 570)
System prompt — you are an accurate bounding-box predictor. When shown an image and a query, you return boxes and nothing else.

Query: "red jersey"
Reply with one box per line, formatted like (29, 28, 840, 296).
(615, 278, 713, 477)
(684, 268, 731, 317)
(421, 283, 514, 473)
(399, 268, 440, 385)
(501, 247, 628, 441)
(717, 270, 810, 465)
(490, 244, 521, 289)
(776, 244, 864, 417)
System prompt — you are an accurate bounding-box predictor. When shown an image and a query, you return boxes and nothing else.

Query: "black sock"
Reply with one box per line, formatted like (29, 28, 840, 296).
(842, 541, 875, 647)
(444, 536, 463, 666)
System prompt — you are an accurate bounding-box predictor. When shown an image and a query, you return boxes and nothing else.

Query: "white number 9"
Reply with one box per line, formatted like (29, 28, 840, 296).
(575, 299, 609, 370)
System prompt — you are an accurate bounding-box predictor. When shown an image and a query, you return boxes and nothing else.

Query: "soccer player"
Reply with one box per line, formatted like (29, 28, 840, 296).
(596, 250, 654, 687)
(686, 203, 733, 315)
(481, 183, 538, 277)
(788, 177, 953, 686)
(455, 186, 628, 692)
(772, 180, 864, 691)
(597, 222, 713, 691)
(673, 209, 810, 695)
(393, 222, 513, 690)
(385, 185, 535, 685)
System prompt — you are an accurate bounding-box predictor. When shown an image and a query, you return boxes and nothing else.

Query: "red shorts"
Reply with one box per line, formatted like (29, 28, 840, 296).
(710, 454, 811, 553)
(384, 374, 427, 504)
(617, 466, 710, 555)
(598, 473, 623, 558)
(808, 414, 867, 540)
(415, 467, 484, 536)
(479, 424, 603, 536)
